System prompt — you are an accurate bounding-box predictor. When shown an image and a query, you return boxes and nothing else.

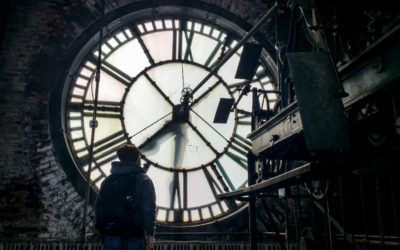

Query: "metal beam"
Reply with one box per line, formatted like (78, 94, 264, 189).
(218, 163, 313, 199)
(248, 27, 400, 157)
(248, 153, 257, 250)
(191, 3, 278, 96)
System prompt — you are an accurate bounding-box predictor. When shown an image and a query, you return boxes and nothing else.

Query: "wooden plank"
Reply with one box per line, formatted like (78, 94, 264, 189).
(218, 163, 312, 199)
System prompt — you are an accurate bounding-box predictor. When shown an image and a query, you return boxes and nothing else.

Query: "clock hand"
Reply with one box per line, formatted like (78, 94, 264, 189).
(129, 111, 173, 140)
(138, 119, 174, 150)
(189, 108, 230, 143)
(189, 3, 278, 97)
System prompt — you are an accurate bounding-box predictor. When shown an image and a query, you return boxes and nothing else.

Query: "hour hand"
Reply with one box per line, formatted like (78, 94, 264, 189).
(138, 119, 174, 151)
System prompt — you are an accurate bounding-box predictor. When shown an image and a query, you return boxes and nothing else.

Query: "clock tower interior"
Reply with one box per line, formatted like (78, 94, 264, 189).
(1, 0, 400, 249)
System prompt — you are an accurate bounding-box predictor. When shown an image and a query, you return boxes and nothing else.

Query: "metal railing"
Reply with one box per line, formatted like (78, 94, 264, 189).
(0, 241, 296, 250)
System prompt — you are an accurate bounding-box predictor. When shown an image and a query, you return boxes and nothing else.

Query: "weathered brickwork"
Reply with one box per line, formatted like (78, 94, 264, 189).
(0, 0, 269, 239)
(0, 0, 93, 239)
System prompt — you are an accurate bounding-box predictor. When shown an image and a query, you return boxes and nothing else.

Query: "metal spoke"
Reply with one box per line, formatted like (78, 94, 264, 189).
(190, 3, 278, 96)
(143, 72, 175, 107)
(186, 120, 219, 155)
(190, 79, 222, 108)
(129, 25, 155, 65)
(88, 55, 131, 85)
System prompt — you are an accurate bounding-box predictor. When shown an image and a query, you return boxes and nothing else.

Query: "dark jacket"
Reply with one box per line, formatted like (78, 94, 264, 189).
(95, 161, 156, 237)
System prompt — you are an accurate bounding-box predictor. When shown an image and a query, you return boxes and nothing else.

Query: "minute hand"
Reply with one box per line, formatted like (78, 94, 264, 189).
(190, 3, 278, 96)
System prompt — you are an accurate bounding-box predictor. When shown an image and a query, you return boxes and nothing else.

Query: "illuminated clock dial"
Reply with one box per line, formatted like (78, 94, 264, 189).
(63, 17, 277, 225)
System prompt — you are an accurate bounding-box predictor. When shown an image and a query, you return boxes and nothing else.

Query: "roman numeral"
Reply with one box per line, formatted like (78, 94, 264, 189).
(226, 134, 252, 170)
(173, 28, 178, 60)
(215, 161, 235, 192)
(170, 172, 182, 209)
(236, 109, 252, 120)
(79, 130, 127, 166)
(182, 22, 194, 61)
(127, 26, 155, 65)
(236, 111, 252, 126)
(203, 166, 238, 211)
(87, 56, 132, 86)
(167, 172, 186, 222)
(68, 101, 123, 114)
(228, 80, 250, 92)
(208, 36, 234, 70)
(204, 41, 223, 68)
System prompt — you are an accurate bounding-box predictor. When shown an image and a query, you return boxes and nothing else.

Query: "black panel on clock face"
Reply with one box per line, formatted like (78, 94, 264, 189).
(213, 98, 235, 124)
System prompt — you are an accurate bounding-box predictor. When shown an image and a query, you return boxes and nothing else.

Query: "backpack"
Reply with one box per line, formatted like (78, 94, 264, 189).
(95, 173, 143, 237)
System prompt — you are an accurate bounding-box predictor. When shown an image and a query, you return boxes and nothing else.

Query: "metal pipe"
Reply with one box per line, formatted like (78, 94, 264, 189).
(326, 199, 333, 250)
(190, 3, 278, 96)
(247, 152, 257, 250)
(375, 177, 385, 250)
(260, 198, 287, 250)
(313, 201, 362, 250)
(338, 177, 348, 250)
(359, 177, 370, 248)
(284, 195, 289, 249)
(80, 0, 105, 244)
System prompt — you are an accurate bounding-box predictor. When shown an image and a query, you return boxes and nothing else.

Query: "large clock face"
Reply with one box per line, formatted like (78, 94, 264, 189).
(63, 17, 277, 225)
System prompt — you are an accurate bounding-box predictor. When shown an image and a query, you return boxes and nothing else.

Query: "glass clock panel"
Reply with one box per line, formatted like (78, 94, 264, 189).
(187, 169, 216, 208)
(217, 154, 248, 190)
(141, 31, 174, 63)
(105, 39, 151, 77)
(218, 50, 242, 85)
(124, 74, 173, 145)
(146, 166, 174, 208)
(190, 33, 219, 65)
(83, 116, 123, 146)
(145, 62, 219, 106)
(84, 71, 126, 102)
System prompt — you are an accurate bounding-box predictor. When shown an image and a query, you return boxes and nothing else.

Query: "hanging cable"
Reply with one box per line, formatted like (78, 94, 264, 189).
(80, 0, 106, 245)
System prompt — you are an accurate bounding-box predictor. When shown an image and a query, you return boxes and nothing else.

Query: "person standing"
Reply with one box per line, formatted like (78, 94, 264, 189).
(95, 144, 156, 250)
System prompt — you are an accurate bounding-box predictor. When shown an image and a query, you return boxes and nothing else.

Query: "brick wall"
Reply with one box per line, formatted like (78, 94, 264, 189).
(0, 0, 93, 239)
(0, 0, 270, 239)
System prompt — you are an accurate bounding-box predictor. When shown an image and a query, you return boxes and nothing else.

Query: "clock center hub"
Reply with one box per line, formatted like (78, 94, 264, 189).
(172, 87, 193, 123)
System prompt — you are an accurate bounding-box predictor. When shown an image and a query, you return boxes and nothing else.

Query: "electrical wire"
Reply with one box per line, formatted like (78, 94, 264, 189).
(128, 112, 173, 139)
